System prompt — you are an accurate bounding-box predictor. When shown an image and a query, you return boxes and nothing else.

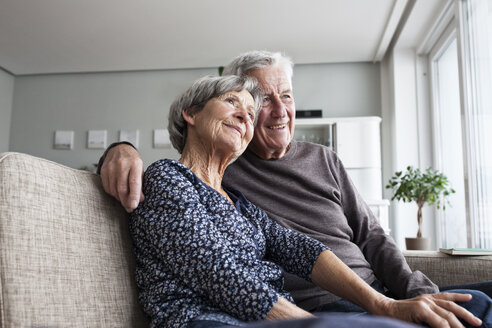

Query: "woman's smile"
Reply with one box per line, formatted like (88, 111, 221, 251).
(224, 123, 243, 137)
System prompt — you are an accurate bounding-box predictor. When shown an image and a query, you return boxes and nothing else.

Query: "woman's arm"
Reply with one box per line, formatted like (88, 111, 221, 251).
(246, 202, 329, 281)
(311, 250, 482, 328)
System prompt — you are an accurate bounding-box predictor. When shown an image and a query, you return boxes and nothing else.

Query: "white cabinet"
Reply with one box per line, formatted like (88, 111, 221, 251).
(295, 116, 390, 233)
(335, 119, 381, 169)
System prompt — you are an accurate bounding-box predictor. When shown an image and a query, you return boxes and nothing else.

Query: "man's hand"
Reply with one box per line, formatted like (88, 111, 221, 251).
(100, 144, 144, 212)
(378, 292, 482, 328)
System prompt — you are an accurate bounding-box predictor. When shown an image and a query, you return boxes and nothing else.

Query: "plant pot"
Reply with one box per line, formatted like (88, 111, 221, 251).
(405, 237, 431, 250)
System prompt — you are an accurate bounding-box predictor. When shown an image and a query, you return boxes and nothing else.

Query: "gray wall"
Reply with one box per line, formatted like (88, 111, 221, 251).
(10, 68, 215, 169)
(293, 62, 381, 118)
(0, 69, 14, 152)
(9, 62, 381, 169)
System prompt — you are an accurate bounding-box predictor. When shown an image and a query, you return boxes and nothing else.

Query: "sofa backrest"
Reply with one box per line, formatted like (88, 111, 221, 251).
(0, 152, 148, 327)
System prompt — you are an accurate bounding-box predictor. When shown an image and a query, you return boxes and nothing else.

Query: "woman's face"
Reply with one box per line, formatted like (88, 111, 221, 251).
(188, 89, 256, 157)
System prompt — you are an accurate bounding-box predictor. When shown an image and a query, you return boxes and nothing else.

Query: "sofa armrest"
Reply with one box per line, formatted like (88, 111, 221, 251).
(403, 250, 492, 287)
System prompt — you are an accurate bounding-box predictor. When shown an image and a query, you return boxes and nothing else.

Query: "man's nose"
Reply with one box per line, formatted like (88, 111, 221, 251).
(271, 97, 286, 118)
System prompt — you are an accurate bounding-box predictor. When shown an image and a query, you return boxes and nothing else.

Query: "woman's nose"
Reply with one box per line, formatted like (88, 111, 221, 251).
(235, 107, 249, 122)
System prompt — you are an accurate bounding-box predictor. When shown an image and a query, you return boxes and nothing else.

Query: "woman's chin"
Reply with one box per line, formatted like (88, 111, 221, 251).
(229, 147, 246, 158)
(215, 143, 247, 160)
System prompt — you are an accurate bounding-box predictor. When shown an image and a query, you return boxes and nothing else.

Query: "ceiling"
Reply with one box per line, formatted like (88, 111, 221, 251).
(0, 0, 446, 76)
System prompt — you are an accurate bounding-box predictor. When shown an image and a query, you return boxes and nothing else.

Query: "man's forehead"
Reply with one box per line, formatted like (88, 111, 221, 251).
(259, 75, 292, 94)
(246, 66, 292, 93)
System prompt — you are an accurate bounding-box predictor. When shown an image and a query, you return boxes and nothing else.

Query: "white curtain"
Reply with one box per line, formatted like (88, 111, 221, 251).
(457, 0, 492, 248)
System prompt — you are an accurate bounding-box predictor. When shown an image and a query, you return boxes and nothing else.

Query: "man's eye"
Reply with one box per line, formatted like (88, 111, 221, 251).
(262, 97, 271, 106)
(282, 94, 294, 103)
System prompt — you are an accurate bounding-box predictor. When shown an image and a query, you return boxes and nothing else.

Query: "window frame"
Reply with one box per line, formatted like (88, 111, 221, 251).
(427, 18, 468, 247)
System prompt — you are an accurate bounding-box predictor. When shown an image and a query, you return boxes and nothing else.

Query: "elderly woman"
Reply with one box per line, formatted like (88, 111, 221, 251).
(130, 75, 481, 328)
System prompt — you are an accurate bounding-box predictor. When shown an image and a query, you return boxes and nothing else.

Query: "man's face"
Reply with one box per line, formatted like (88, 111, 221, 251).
(246, 66, 296, 159)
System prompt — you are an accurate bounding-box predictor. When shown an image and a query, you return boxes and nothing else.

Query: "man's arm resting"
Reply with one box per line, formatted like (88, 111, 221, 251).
(98, 142, 144, 212)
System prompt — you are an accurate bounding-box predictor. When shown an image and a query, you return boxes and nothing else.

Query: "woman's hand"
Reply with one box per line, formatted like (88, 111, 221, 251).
(266, 297, 315, 321)
(375, 293, 482, 328)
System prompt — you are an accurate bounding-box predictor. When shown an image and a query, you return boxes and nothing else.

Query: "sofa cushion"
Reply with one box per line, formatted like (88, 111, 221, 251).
(0, 152, 148, 327)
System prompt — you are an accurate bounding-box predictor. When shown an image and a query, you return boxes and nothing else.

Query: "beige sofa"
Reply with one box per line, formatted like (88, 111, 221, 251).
(1, 152, 491, 327)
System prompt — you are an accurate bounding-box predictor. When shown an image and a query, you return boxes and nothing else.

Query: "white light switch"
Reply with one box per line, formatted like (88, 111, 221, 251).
(54, 130, 74, 150)
(154, 129, 171, 148)
(87, 130, 107, 149)
(119, 130, 139, 148)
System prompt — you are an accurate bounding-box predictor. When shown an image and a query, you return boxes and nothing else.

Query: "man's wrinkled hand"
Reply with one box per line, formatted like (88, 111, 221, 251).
(100, 144, 144, 212)
(380, 292, 482, 328)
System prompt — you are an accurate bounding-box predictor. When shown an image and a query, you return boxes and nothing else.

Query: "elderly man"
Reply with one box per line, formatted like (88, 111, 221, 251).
(99, 51, 491, 326)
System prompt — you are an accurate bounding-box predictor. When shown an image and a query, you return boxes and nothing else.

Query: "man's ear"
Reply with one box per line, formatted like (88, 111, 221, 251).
(181, 108, 195, 126)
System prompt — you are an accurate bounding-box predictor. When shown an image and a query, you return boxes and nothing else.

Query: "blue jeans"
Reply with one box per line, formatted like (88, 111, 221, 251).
(188, 314, 421, 328)
(188, 281, 492, 327)
(312, 280, 492, 328)
(187, 320, 232, 328)
(441, 281, 492, 298)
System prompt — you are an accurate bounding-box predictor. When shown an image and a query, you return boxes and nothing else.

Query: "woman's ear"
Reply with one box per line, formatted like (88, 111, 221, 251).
(181, 108, 195, 126)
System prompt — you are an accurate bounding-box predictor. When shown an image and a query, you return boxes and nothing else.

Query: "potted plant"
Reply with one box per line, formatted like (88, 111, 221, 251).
(386, 166, 455, 250)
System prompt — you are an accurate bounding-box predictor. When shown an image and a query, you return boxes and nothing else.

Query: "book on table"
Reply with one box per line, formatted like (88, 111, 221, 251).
(439, 248, 492, 255)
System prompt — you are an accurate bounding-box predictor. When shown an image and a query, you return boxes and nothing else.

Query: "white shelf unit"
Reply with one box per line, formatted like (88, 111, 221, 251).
(295, 116, 390, 234)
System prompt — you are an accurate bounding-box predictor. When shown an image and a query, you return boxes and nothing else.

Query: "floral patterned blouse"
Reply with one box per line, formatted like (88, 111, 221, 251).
(130, 159, 329, 328)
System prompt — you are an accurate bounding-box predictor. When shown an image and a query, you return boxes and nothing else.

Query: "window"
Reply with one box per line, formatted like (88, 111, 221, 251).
(430, 34, 468, 248)
(428, 0, 492, 248)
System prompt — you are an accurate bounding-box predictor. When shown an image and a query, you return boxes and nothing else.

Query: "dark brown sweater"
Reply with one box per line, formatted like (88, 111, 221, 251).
(223, 140, 438, 311)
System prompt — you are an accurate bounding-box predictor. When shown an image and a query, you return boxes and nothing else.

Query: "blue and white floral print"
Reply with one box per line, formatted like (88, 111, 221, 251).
(130, 159, 329, 328)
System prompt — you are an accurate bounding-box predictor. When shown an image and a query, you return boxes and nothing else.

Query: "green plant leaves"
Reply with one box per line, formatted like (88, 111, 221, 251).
(385, 166, 455, 211)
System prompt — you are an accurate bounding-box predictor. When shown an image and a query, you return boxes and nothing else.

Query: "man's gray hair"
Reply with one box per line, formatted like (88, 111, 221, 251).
(222, 50, 294, 82)
(168, 75, 262, 154)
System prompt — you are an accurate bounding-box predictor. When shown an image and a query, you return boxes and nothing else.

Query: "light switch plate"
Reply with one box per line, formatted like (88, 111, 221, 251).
(87, 130, 107, 149)
(153, 129, 171, 148)
(54, 130, 74, 149)
(119, 129, 139, 148)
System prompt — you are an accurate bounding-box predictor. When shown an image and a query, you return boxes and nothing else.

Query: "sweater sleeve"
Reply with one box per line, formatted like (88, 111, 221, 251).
(130, 161, 280, 321)
(331, 153, 439, 298)
(245, 202, 329, 282)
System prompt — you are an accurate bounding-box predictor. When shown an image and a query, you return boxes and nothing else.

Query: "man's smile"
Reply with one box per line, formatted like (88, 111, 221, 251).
(267, 123, 288, 130)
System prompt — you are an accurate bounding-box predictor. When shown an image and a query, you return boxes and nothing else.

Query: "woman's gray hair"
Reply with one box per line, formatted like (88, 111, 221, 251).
(168, 75, 262, 154)
(222, 50, 294, 82)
